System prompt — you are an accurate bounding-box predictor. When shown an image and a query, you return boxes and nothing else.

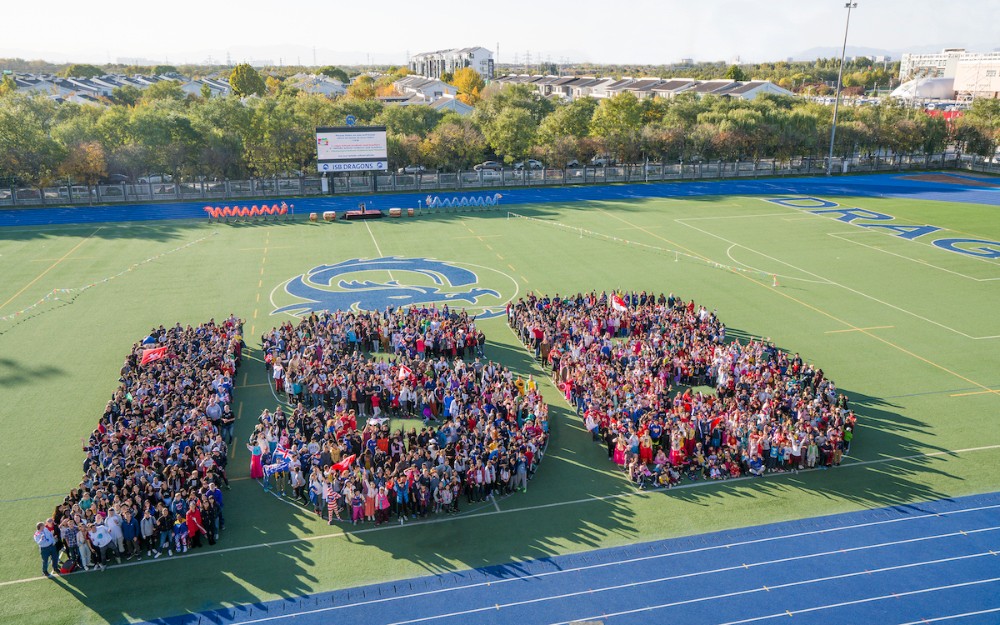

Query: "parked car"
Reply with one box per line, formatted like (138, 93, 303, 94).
(105, 173, 130, 184)
(138, 174, 173, 184)
(590, 155, 614, 167)
(565, 159, 582, 168)
(58, 186, 94, 199)
(397, 164, 427, 174)
(513, 159, 543, 170)
(473, 160, 503, 172)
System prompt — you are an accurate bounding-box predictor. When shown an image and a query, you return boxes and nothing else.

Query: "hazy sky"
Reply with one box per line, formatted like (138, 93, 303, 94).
(2, 0, 997, 66)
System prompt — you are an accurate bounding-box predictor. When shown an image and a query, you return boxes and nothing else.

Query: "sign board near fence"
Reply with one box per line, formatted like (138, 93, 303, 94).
(316, 126, 388, 172)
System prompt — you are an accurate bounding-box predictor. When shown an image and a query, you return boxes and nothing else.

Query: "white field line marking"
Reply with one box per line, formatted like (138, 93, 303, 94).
(363, 221, 393, 282)
(725, 244, 831, 285)
(401, 554, 1000, 625)
(3, 446, 1000, 589)
(492, 495, 501, 513)
(893, 607, 1000, 625)
(712, 577, 1000, 625)
(671, 212, 793, 221)
(828, 231, 1000, 282)
(676, 218, 1000, 340)
(217, 530, 1000, 625)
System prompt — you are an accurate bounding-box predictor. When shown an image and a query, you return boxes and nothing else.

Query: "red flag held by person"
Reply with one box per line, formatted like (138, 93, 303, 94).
(141, 346, 167, 365)
(611, 294, 627, 312)
(331, 454, 356, 472)
(398, 364, 413, 380)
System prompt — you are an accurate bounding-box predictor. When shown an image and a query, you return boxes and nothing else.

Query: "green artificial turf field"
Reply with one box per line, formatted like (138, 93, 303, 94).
(0, 192, 998, 624)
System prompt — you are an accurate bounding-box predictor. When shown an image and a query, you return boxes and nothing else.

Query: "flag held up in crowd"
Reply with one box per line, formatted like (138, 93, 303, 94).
(263, 447, 292, 478)
(611, 293, 627, 312)
(141, 346, 168, 365)
(331, 454, 356, 472)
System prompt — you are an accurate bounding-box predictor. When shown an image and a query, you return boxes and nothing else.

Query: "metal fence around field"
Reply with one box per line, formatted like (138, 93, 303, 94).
(1, 154, 997, 208)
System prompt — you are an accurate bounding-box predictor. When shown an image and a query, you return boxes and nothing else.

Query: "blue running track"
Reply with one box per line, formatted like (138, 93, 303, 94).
(2, 173, 998, 228)
(142, 491, 1000, 625)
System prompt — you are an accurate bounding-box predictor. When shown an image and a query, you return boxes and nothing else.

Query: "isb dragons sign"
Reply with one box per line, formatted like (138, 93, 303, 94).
(270, 257, 517, 318)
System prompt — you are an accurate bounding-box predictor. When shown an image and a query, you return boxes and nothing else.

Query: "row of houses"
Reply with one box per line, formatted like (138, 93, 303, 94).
(8, 72, 232, 104)
(381, 75, 474, 114)
(495, 74, 795, 101)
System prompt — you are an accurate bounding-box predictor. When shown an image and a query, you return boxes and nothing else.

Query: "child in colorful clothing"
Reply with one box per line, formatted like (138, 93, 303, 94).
(350, 490, 364, 525)
(325, 480, 342, 524)
(173, 516, 189, 554)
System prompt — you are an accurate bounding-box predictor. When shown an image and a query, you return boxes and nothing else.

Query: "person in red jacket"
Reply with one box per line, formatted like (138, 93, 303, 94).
(186, 501, 208, 549)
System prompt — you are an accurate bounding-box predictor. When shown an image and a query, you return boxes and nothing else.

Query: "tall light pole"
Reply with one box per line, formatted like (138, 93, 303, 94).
(827, 2, 858, 176)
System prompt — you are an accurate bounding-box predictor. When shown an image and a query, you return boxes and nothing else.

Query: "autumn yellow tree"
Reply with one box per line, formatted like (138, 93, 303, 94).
(347, 75, 376, 100)
(59, 141, 108, 188)
(451, 67, 485, 105)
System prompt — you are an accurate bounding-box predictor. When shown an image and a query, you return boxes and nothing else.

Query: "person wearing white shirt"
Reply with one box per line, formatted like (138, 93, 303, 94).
(33, 522, 57, 576)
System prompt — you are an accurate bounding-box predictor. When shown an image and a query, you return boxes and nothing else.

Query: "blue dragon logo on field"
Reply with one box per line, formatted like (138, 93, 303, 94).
(272, 257, 512, 318)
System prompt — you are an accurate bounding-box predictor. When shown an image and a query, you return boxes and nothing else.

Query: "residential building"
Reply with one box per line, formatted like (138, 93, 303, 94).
(409, 47, 494, 80)
(283, 73, 345, 97)
(393, 75, 457, 100)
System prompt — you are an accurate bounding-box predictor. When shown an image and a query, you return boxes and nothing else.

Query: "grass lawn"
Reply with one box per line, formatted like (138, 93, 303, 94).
(0, 189, 998, 624)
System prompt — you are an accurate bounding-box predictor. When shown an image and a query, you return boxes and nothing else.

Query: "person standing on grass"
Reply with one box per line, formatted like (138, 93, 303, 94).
(140, 509, 157, 558)
(89, 521, 114, 570)
(60, 518, 81, 568)
(156, 508, 173, 556)
(76, 522, 94, 571)
(121, 509, 141, 560)
(34, 522, 58, 577)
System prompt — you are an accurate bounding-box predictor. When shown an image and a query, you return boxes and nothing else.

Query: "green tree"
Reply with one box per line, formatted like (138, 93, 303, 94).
(141, 80, 186, 102)
(111, 85, 142, 107)
(200, 83, 212, 99)
(589, 92, 643, 162)
(483, 107, 537, 164)
(243, 98, 313, 175)
(0, 74, 16, 97)
(421, 118, 486, 171)
(537, 98, 597, 145)
(377, 105, 442, 137)
(63, 64, 103, 78)
(152, 65, 179, 75)
(316, 66, 350, 83)
(387, 133, 424, 168)
(190, 96, 253, 178)
(128, 101, 202, 176)
(725, 65, 749, 81)
(0, 93, 66, 191)
(229, 63, 267, 98)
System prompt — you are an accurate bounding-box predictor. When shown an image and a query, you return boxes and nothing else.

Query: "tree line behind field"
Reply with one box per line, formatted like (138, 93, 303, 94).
(0, 63, 997, 190)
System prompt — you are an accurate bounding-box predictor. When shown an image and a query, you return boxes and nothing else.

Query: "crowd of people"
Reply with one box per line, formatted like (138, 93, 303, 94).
(34, 317, 244, 576)
(508, 291, 856, 489)
(253, 305, 549, 525)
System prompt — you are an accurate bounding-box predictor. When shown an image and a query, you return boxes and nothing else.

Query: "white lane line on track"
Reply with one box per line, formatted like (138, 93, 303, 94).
(712, 578, 1000, 625)
(209, 527, 1000, 625)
